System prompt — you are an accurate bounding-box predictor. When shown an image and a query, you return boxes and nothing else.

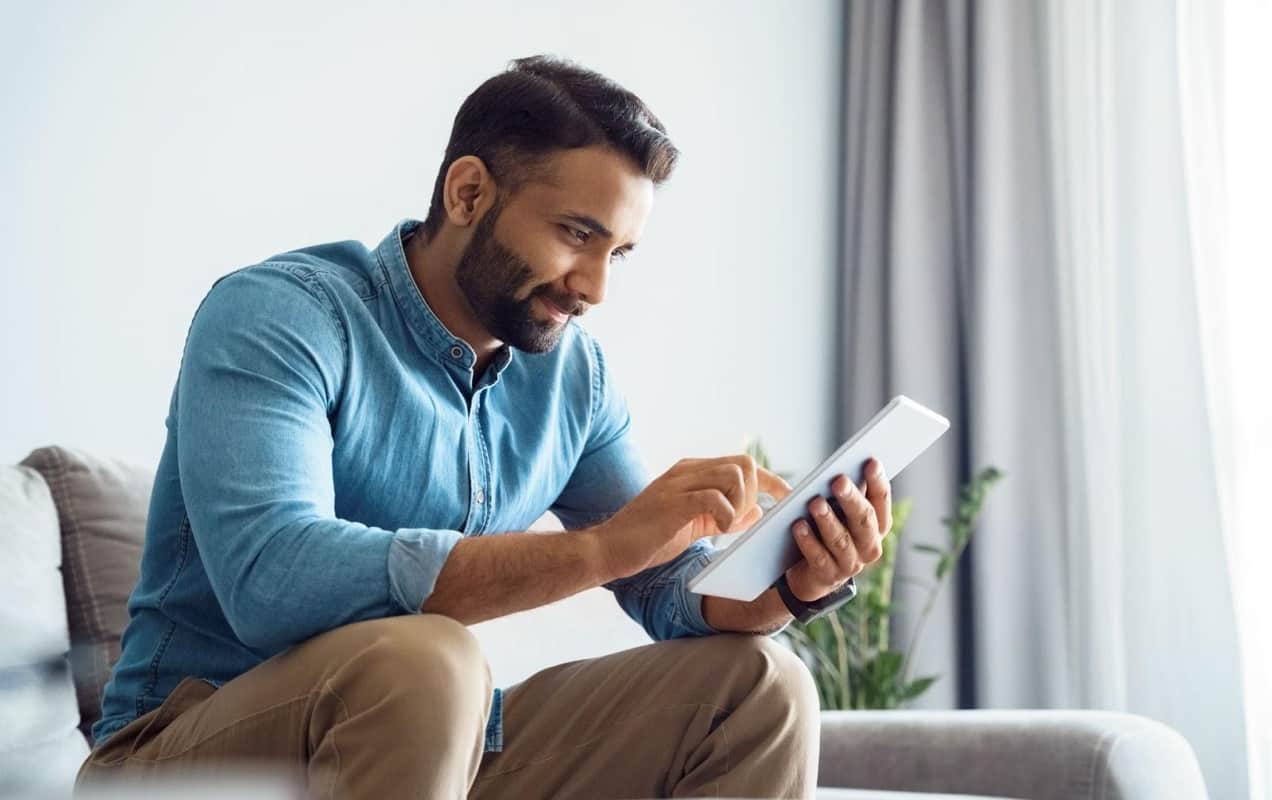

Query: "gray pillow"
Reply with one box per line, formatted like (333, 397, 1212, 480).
(20, 446, 152, 740)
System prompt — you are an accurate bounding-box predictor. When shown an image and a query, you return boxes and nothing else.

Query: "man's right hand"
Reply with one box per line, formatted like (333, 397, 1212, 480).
(591, 454, 792, 580)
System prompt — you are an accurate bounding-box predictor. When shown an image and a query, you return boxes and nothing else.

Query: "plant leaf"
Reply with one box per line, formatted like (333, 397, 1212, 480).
(901, 675, 938, 702)
(935, 555, 953, 580)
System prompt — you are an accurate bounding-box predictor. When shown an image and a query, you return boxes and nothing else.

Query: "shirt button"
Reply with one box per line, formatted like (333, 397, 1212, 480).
(475, 489, 486, 504)
(449, 345, 464, 359)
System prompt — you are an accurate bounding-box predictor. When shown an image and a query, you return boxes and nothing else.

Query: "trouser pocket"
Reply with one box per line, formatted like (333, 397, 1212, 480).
(126, 677, 219, 758)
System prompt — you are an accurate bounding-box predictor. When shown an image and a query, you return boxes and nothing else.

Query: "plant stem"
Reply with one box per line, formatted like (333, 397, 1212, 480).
(897, 469, 1002, 688)
(879, 540, 896, 651)
(826, 611, 851, 709)
(899, 528, 972, 686)
(787, 625, 843, 685)
(898, 564, 945, 687)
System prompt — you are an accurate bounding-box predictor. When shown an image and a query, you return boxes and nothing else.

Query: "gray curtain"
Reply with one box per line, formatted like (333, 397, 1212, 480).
(836, 3, 1250, 795)
(837, 0, 1070, 710)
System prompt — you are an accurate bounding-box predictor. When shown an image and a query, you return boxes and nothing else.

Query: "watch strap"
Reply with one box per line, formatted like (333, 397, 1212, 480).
(774, 573, 858, 623)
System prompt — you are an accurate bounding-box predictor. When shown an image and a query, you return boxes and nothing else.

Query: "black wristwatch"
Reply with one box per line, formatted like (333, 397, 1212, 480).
(773, 573, 858, 623)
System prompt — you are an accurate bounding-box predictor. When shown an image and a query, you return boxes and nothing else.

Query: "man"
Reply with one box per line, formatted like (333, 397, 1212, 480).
(76, 56, 892, 799)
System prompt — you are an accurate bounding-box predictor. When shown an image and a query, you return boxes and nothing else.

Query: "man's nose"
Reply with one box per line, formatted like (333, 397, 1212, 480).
(565, 255, 609, 308)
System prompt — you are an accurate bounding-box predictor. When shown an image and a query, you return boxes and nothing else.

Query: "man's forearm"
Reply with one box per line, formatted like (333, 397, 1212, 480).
(421, 528, 615, 624)
(701, 587, 793, 635)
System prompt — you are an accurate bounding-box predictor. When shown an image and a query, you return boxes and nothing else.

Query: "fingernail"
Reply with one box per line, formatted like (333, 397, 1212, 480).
(793, 521, 810, 535)
(874, 461, 885, 478)
(813, 498, 830, 515)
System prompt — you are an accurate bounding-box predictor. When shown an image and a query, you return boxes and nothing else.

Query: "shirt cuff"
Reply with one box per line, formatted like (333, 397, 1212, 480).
(387, 528, 465, 613)
(676, 549, 721, 636)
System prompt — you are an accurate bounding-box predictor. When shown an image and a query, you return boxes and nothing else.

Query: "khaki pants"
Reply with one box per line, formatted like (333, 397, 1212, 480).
(75, 615, 820, 799)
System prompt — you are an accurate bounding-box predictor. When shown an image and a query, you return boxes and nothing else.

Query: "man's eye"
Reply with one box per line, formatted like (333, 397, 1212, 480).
(562, 225, 589, 244)
(609, 249, 629, 263)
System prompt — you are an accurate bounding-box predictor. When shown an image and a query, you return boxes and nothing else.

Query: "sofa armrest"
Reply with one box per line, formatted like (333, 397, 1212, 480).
(817, 709, 1207, 800)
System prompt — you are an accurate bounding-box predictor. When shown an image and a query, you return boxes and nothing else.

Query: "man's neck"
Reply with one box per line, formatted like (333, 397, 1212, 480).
(403, 228, 503, 378)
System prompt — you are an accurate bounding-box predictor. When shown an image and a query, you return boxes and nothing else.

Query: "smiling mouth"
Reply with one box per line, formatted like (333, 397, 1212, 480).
(538, 295, 572, 323)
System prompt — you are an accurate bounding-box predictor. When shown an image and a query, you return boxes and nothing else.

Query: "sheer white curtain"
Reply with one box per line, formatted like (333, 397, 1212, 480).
(1041, 0, 1258, 796)
(1179, 1, 1272, 797)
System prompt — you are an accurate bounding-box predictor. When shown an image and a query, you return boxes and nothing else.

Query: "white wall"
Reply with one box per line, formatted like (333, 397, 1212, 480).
(1, 1, 843, 684)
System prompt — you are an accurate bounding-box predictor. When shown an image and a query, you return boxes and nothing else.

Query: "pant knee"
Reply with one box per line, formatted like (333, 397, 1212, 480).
(330, 615, 492, 722)
(705, 635, 820, 721)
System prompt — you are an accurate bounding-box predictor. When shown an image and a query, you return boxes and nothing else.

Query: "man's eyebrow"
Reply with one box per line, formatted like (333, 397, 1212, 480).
(560, 211, 638, 251)
(560, 211, 612, 238)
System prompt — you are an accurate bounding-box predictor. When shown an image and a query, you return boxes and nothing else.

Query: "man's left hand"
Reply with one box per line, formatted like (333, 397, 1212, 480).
(784, 457, 892, 603)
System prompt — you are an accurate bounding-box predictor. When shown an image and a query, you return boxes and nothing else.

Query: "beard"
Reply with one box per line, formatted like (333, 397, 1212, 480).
(454, 202, 578, 354)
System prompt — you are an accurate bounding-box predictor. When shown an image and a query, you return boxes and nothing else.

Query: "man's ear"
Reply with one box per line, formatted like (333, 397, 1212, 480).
(444, 156, 497, 227)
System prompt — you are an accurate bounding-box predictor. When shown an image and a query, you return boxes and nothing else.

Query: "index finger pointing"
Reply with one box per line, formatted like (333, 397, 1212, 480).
(757, 467, 792, 501)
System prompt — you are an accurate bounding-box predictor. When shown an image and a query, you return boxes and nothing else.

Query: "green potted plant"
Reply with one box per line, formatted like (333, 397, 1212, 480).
(744, 437, 1003, 710)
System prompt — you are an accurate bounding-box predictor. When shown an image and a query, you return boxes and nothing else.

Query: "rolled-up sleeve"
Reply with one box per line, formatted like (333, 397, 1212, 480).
(176, 265, 461, 654)
(549, 335, 719, 640)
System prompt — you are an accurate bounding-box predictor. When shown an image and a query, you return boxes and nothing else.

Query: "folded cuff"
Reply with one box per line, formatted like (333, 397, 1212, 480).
(387, 528, 465, 613)
(676, 549, 721, 636)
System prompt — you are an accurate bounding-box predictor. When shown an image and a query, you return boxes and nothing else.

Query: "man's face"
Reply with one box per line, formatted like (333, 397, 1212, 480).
(454, 146, 654, 353)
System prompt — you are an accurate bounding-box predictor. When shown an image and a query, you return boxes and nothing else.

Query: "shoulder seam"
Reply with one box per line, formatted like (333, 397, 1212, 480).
(262, 262, 351, 359)
(213, 263, 352, 408)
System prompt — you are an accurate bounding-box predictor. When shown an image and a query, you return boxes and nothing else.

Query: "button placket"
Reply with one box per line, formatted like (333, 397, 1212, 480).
(468, 391, 490, 530)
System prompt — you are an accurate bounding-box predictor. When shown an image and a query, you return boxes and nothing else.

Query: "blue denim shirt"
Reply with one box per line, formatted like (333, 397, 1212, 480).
(93, 219, 723, 751)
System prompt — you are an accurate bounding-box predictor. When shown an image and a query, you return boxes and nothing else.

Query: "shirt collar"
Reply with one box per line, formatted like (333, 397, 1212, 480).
(375, 219, 514, 382)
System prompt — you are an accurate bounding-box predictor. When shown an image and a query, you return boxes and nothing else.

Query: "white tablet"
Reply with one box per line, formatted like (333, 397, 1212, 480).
(688, 395, 950, 601)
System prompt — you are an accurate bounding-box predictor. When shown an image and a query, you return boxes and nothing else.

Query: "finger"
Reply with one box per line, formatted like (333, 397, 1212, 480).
(674, 455, 761, 513)
(727, 504, 763, 532)
(670, 463, 748, 514)
(791, 518, 840, 588)
(668, 456, 713, 476)
(830, 474, 882, 563)
(863, 458, 893, 535)
(680, 488, 736, 536)
(732, 454, 759, 519)
(810, 494, 865, 574)
(756, 466, 792, 501)
(718, 454, 758, 516)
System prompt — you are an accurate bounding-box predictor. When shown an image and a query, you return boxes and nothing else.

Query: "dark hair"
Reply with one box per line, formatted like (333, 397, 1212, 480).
(420, 55, 679, 240)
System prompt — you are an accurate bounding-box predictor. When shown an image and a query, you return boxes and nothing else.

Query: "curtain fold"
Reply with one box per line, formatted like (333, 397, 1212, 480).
(840, 0, 1070, 712)
(838, 2, 1252, 796)
(840, 0, 973, 711)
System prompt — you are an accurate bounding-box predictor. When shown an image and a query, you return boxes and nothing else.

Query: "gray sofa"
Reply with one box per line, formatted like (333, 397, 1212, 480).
(1, 446, 1210, 800)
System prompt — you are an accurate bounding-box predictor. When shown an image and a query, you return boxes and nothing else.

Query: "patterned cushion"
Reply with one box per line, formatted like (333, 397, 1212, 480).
(20, 446, 152, 740)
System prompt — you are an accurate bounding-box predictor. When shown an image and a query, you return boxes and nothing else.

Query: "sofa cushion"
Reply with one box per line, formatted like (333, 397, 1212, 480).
(20, 446, 152, 740)
(0, 464, 90, 795)
(815, 791, 1019, 799)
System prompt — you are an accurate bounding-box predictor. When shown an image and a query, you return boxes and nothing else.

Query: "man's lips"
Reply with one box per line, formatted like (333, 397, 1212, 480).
(539, 295, 574, 323)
